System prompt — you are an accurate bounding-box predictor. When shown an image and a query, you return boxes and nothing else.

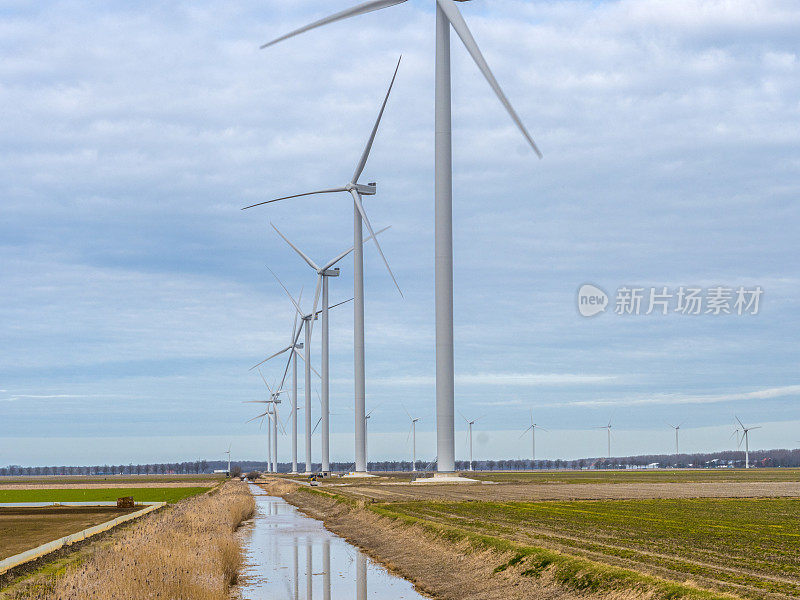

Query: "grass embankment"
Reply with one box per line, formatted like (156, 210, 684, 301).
(0, 487, 210, 504)
(9, 482, 254, 600)
(269, 481, 753, 600)
(0, 507, 141, 560)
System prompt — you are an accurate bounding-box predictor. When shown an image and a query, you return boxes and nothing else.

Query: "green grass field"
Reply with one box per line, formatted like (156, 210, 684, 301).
(469, 468, 800, 484)
(0, 487, 211, 504)
(0, 474, 224, 485)
(379, 496, 800, 599)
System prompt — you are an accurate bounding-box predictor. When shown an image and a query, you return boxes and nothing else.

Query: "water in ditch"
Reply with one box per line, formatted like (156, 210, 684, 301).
(238, 485, 427, 599)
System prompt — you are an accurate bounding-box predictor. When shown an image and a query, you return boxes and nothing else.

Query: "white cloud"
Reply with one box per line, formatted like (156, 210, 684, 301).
(555, 385, 800, 408)
(370, 373, 619, 386)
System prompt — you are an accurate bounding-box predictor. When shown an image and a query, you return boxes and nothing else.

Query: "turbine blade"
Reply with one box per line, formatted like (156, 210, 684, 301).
(324, 297, 355, 312)
(402, 403, 412, 420)
(258, 368, 270, 390)
(260, 0, 408, 49)
(351, 56, 402, 184)
(307, 275, 323, 340)
(519, 426, 532, 438)
(246, 411, 269, 424)
(271, 222, 320, 271)
(268, 267, 304, 316)
(249, 345, 292, 371)
(290, 286, 302, 347)
(436, 0, 542, 158)
(241, 188, 348, 211)
(735, 416, 746, 429)
(350, 190, 402, 296)
(312, 416, 322, 435)
(320, 226, 391, 272)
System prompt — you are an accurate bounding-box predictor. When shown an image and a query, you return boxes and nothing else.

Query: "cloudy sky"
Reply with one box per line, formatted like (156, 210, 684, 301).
(2, 0, 799, 466)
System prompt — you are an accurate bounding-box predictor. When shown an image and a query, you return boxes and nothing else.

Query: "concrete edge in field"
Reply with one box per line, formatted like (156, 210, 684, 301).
(0, 501, 166, 575)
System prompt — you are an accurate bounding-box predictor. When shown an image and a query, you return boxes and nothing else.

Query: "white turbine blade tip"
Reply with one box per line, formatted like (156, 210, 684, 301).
(437, 0, 542, 159)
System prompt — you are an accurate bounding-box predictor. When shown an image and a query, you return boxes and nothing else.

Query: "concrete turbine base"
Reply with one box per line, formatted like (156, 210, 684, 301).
(411, 473, 477, 484)
(342, 471, 377, 478)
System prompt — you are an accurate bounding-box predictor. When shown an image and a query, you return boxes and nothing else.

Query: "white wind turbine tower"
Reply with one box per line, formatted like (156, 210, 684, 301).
(271, 224, 388, 474)
(403, 405, 421, 472)
(243, 58, 403, 477)
(520, 410, 547, 464)
(735, 416, 761, 469)
(668, 422, 684, 455)
(459, 412, 482, 472)
(259, 0, 542, 478)
(270, 274, 349, 475)
(224, 444, 231, 475)
(245, 371, 288, 473)
(595, 418, 613, 459)
(364, 405, 380, 469)
(250, 288, 306, 474)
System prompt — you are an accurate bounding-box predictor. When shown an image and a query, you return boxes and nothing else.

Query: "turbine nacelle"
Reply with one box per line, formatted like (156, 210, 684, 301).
(347, 182, 376, 196)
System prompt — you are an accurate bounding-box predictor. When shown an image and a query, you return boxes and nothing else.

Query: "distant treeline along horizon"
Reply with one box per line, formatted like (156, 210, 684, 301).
(3, 448, 800, 475)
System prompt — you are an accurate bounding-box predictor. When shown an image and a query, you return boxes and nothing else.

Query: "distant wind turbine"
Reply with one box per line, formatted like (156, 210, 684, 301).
(520, 410, 547, 463)
(224, 443, 231, 476)
(668, 422, 684, 455)
(244, 370, 288, 473)
(258, 0, 541, 476)
(269, 269, 351, 474)
(459, 411, 482, 472)
(271, 224, 389, 474)
(250, 287, 306, 473)
(364, 405, 380, 468)
(403, 404, 421, 472)
(595, 418, 613, 459)
(735, 416, 761, 469)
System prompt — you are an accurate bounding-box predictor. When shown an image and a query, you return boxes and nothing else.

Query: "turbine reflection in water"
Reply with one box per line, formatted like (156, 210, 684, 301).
(241, 487, 425, 599)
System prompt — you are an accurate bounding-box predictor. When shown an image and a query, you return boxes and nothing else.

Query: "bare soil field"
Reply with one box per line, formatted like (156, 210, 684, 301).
(0, 506, 139, 560)
(322, 480, 800, 502)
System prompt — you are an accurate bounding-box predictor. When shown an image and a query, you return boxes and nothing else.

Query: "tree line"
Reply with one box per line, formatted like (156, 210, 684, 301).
(3, 447, 799, 476)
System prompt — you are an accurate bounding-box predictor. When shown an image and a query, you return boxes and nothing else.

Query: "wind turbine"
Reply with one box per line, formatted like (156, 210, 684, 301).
(595, 418, 613, 459)
(250, 288, 306, 473)
(269, 270, 359, 474)
(403, 405, 421, 472)
(224, 444, 231, 476)
(259, 0, 541, 476)
(735, 416, 761, 469)
(271, 223, 388, 474)
(243, 58, 403, 476)
(245, 370, 288, 473)
(364, 405, 379, 468)
(668, 422, 684, 455)
(459, 411, 481, 471)
(520, 410, 547, 464)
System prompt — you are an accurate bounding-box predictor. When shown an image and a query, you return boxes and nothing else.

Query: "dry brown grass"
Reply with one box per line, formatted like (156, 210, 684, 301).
(13, 482, 254, 600)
